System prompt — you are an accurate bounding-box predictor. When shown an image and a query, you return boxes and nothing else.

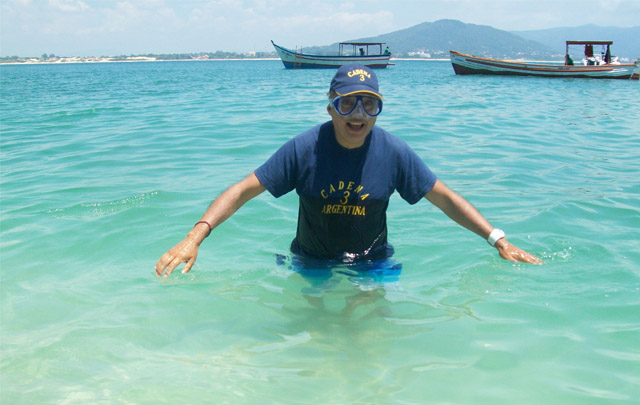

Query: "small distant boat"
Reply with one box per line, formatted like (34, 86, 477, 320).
(450, 41, 639, 80)
(271, 40, 392, 69)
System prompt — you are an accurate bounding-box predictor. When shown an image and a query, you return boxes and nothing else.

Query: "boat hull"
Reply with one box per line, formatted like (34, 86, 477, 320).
(272, 41, 391, 69)
(450, 50, 639, 80)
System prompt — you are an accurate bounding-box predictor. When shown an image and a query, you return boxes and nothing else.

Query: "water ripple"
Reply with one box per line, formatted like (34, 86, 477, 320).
(2, 60, 639, 404)
(47, 191, 159, 218)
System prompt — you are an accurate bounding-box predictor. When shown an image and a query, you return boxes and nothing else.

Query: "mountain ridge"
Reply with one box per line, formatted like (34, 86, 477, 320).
(512, 24, 639, 60)
(299, 19, 639, 61)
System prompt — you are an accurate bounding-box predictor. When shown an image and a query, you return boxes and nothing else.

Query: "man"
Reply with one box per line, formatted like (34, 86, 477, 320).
(155, 64, 539, 278)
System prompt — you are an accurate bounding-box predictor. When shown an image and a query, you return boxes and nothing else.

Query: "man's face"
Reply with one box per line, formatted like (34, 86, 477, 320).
(327, 93, 378, 149)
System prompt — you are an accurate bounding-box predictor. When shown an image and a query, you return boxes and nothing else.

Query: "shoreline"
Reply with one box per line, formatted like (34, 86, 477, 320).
(0, 57, 282, 66)
(0, 57, 576, 66)
(1, 56, 570, 66)
(0, 57, 456, 66)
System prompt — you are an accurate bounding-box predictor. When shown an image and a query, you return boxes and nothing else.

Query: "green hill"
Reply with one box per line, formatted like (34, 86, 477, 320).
(296, 20, 639, 61)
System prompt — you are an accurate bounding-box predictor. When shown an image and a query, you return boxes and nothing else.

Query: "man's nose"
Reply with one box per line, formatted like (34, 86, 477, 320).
(350, 100, 366, 117)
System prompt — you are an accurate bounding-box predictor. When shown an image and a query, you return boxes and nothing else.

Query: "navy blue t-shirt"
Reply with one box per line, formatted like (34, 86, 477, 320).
(255, 121, 437, 261)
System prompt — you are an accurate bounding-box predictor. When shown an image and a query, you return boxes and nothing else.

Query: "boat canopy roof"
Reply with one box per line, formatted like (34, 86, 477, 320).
(566, 41, 613, 45)
(338, 42, 388, 56)
(339, 42, 387, 46)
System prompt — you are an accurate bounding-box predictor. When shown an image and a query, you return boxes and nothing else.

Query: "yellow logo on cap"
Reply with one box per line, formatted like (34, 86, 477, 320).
(347, 69, 371, 81)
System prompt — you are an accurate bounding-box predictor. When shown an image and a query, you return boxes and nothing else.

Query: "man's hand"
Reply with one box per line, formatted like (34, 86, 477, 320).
(495, 238, 541, 264)
(155, 235, 201, 278)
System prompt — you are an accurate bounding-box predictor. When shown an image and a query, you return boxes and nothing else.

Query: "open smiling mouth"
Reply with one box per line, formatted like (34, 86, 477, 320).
(347, 122, 366, 131)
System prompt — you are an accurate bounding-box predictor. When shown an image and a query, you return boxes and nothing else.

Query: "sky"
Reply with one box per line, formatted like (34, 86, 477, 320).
(1, 0, 639, 57)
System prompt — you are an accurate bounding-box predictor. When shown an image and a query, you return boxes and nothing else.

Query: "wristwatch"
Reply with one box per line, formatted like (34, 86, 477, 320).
(487, 229, 506, 246)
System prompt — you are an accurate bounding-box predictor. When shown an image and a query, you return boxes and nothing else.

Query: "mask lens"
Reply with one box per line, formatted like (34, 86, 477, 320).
(337, 96, 357, 115)
(333, 95, 382, 117)
(361, 96, 382, 116)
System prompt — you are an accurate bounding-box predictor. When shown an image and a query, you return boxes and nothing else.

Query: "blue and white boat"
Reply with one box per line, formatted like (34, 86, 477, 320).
(271, 40, 392, 69)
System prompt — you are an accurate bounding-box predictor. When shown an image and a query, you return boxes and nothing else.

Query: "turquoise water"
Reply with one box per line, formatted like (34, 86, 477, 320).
(1, 60, 639, 404)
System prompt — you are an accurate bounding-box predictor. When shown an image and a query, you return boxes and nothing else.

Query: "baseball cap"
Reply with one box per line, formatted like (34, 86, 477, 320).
(329, 64, 382, 99)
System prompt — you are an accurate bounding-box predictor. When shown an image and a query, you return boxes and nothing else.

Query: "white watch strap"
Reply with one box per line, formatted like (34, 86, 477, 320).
(487, 229, 506, 246)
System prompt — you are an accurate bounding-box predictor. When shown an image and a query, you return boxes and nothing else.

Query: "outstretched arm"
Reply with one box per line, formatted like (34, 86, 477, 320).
(425, 180, 540, 264)
(155, 172, 266, 277)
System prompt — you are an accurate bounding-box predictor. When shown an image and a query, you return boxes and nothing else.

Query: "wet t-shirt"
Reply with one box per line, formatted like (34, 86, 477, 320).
(255, 121, 437, 261)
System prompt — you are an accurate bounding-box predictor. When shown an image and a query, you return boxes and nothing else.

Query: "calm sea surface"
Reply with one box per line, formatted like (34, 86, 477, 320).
(1, 60, 639, 404)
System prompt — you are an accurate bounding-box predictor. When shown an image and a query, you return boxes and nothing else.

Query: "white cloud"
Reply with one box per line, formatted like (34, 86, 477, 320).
(181, 1, 396, 49)
(1, 0, 638, 56)
(48, 0, 89, 12)
(8, 0, 32, 6)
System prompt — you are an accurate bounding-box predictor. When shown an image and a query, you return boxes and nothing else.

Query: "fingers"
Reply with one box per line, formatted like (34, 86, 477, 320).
(164, 256, 183, 277)
(497, 241, 542, 265)
(520, 252, 537, 264)
(499, 249, 518, 263)
(520, 251, 542, 265)
(155, 255, 170, 277)
(509, 246, 541, 264)
(182, 257, 196, 274)
(155, 252, 184, 278)
(155, 239, 199, 277)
